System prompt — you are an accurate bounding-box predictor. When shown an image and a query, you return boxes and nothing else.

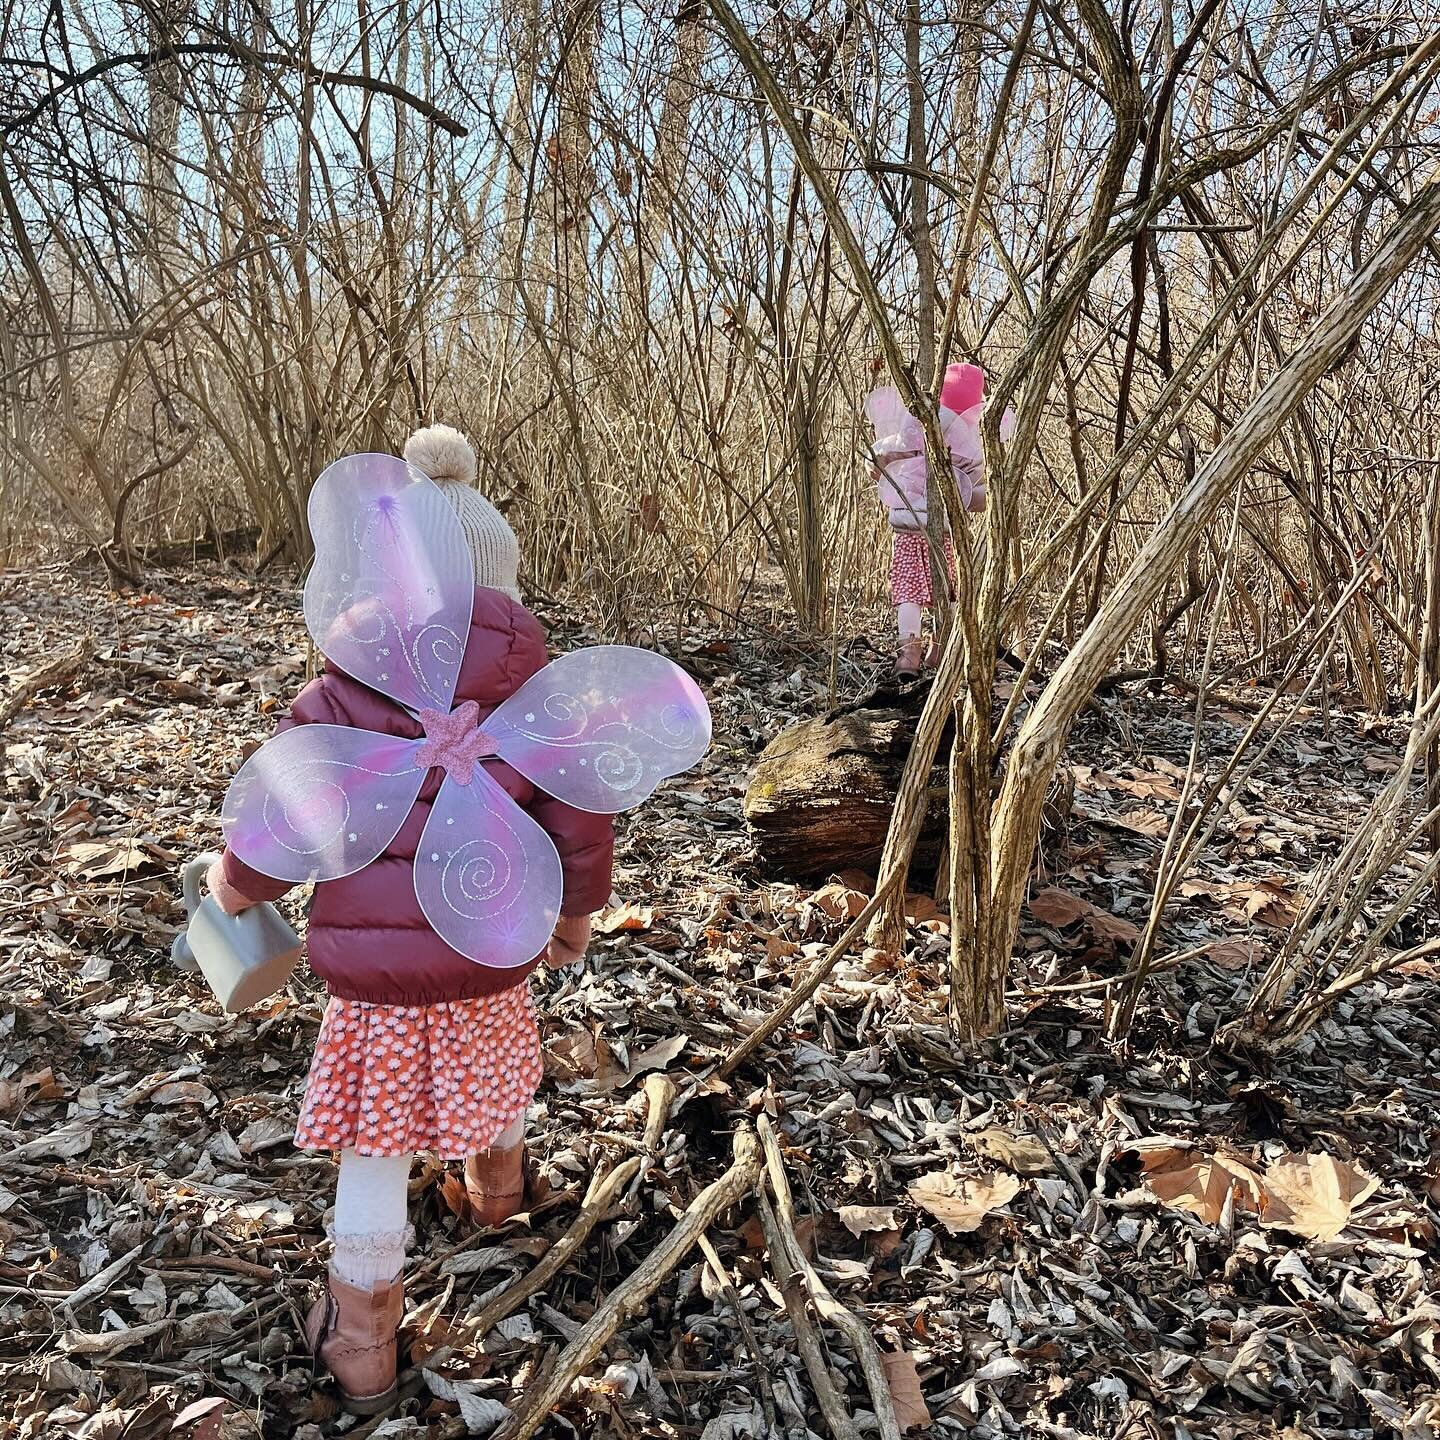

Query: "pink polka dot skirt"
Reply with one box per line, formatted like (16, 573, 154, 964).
(294, 989, 542, 1159)
(891, 530, 957, 607)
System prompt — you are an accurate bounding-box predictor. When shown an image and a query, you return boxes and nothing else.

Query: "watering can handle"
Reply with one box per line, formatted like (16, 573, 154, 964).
(183, 852, 224, 918)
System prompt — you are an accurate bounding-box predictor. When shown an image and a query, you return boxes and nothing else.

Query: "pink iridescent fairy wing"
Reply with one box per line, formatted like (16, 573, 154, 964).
(865, 385, 915, 451)
(878, 455, 928, 508)
(304, 453, 474, 713)
(412, 770, 563, 967)
(220, 724, 425, 882)
(484, 646, 711, 815)
(941, 402, 984, 469)
(939, 403, 983, 507)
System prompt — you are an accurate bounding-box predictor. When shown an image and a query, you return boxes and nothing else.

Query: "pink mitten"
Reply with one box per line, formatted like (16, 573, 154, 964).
(206, 859, 255, 917)
(543, 912, 593, 969)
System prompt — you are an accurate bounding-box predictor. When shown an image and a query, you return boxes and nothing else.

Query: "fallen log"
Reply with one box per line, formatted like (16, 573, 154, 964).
(743, 703, 949, 876)
(743, 679, 1074, 881)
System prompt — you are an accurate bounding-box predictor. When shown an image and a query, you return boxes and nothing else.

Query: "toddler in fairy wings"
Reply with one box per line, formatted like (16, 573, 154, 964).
(205, 425, 710, 1413)
(867, 362, 1012, 676)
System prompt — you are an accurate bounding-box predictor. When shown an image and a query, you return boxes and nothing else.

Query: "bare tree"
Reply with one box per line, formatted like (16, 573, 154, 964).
(3, 0, 1439, 1044)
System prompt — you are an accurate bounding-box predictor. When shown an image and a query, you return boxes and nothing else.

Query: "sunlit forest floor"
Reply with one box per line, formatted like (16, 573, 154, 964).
(2, 562, 1437, 1439)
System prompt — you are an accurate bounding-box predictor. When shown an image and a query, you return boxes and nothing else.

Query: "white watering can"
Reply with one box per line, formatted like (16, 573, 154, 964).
(171, 852, 302, 1012)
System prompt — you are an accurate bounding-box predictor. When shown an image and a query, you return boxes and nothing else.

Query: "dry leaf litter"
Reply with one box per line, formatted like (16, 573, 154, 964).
(2, 564, 1438, 1440)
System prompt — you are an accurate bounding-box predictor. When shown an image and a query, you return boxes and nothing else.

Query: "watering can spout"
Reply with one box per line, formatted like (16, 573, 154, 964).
(170, 928, 199, 972)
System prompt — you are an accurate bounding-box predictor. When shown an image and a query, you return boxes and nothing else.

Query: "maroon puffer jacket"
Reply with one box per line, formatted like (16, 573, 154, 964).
(220, 588, 614, 1004)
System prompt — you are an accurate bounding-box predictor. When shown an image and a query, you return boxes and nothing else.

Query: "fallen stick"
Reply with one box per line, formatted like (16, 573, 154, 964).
(58, 1316, 171, 1359)
(144, 1255, 276, 1282)
(61, 1242, 144, 1316)
(757, 1189, 860, 1440)
(718, 875, 901, 1078)
(495, 1125, 762, 1440)
(470, 1073, 676, 1337)
(0, 633, 93, 731)
(673, 1214, 780, 1433)
(758, 1116, 902, 1440)
(0, 1283, 72, 1301)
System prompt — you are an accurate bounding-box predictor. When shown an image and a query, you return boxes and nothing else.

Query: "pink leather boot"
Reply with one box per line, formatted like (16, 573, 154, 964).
(305, 1266, 404, 1414)
(894, 637, 925, 678)
(464, 1141, 526, 1226)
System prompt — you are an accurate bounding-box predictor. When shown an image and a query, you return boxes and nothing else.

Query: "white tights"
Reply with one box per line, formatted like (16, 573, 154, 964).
(330, 1151, 411, 1288)
(329, 1118, 525, 1289)
(897, 603, 923, 641)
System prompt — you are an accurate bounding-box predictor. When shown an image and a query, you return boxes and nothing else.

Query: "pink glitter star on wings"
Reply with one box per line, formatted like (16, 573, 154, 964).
(414, 701, 499, 786)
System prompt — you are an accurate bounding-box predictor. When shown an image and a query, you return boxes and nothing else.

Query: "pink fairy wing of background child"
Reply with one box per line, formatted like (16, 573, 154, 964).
(304, 453, 474, 714)
(867, 385, 996, 513)
(219, 453, 713, 969)
(864, 386, 920, 455)
(866, 386, 926, 516)
(485, 646, 712, 814)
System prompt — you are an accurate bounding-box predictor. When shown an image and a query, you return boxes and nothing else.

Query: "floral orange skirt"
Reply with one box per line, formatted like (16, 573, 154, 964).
(294, 988, 542, 1159)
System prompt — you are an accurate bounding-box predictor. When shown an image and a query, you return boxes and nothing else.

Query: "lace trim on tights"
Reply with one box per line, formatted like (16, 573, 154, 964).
(325, 1223, 415, 1257)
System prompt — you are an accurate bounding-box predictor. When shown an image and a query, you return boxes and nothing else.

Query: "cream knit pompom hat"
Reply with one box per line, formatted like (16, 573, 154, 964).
(403, 423, 521, 603)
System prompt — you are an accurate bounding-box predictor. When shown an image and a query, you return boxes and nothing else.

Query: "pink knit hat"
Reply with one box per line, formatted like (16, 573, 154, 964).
(940, 362, 984, 415)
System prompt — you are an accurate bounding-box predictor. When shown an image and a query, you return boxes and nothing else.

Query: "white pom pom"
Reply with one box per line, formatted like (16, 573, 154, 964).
(403, 423, 477, 486)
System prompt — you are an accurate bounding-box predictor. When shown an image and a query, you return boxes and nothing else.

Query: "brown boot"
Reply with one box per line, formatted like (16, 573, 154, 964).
(894, 638, 924, 678)
(464, 1142, 526, 1226)
(305, 1266, 403, 1415)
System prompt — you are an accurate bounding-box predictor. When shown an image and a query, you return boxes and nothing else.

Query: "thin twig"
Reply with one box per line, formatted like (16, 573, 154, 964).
(719, 876, 901, 1078)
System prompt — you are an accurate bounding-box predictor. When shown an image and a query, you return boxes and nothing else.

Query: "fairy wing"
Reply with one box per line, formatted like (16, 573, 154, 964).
(221, 724, 425, 882)
(304, 453, 474, 713)
(865, 385, 915, 452)
(940, 402, 983, 466)
(877, 454, 928, 507)
(485, 646, 711, 814)
(413, 770, 563, 967)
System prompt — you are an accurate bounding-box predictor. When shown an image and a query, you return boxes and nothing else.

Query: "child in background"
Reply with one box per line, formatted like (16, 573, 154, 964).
(205, 424, 611, 1413)
(867, 362, 992, 677)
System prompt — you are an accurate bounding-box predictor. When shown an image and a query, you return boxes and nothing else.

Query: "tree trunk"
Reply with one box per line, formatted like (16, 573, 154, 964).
(543, 0, 599, 352)
(904, 0, 944, 611)
(642, 1, 709, 237)
(143, 0, 186, 286)
(792, 412, 826, 630)
(1420, 467, 1440, 890)
(494, 0, 544, 350)
(872, 0, 1142, 1033)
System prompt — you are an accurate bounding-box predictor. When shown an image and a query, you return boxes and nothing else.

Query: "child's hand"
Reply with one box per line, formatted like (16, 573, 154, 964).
(543, 912, 592, 969)
(206, 859, 255, 917)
